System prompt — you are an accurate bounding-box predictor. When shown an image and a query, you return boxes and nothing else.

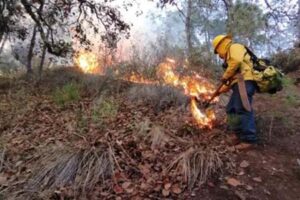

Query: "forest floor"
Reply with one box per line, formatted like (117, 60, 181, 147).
(0, 68, 299, 200)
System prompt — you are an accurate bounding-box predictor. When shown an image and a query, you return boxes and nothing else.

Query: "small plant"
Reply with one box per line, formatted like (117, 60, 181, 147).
(227, 114, 241, 131)
(282, 77, 295, 88)
(76, 109, 89, 135)
(135, 118, 151, 138)
(92, 97, 119, 124)
(53, 82, 81, 106)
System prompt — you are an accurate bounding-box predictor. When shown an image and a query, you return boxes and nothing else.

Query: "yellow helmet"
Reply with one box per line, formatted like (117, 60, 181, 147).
(212, 35, 232, 54)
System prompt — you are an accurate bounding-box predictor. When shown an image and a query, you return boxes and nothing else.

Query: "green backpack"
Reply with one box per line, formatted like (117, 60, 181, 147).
(245, 46, 284, 94)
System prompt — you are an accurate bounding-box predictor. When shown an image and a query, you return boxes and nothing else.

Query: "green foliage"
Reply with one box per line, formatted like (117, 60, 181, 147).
(281, 77, 300, 107)
(271, 48, 300, 73)
(53, 82, 81, 106)
(285, 94, 298, 106)
(230, 1, 267, 44)
(227, 114, 241, 131)
(282, 77, 295, 87)
(76, 109, 89, 135)
(92, 97, 119, 123)
(189, 45, 219, 72)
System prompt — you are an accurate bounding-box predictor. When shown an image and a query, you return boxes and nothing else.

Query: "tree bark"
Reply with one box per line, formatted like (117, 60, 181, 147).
(38, 30, 50, 80)
(222, 0, 234, 35)
(27, 25, 37, 75)
(186, 0, 193, 65)
(297, 0, 300, 43)
(38, 43, 47, 80)
(0, 33, 8, 55)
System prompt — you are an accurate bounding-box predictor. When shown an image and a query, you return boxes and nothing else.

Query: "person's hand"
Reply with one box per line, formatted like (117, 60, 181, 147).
(221, 77, 228, 84)
(218, 85, 230, 94)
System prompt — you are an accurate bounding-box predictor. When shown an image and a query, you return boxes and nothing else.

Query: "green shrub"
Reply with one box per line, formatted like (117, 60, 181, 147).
(92, 97, 118, 123)
(282, 77, 295, 87)
(227, 114, 241, 131)
(271, 48, 300, 73)
(53, 82, 81, 106)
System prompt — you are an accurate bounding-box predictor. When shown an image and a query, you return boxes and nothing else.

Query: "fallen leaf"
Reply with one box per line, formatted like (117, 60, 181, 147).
(0, 174, 7, 185)
(139, 164, 150, 176)
(245, 185, 253, 191)
(164, 183, 171, 190)
(220, 185, 229, 190)
(227, 178, 242, 187)
(191, 191, 196, 196)
(154, 184, 161, 192)
(140, 182, 148, 190)
(100, 192, 109, 196)
(207, 181, 215, 187)
(227, 146, 236, 152)
(113, 185, 124, 194)
(264, 189, 271, 195)
(253, 177, 262, 182)
(240, 160, 250, 168)
(162, 189, 170, 197)
(234, 191, 246, 200)
(171, 184, 182, 194)
(122, 181, 131, 189)
(237, 171, 245, 176)
(125, 187, 134, 194)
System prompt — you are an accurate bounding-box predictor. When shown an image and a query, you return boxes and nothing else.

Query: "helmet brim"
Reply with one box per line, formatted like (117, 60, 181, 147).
(214, 35, 232, 54)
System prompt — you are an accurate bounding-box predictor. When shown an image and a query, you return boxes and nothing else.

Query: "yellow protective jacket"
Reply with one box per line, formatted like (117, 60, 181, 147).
(222, 43, 255, 85)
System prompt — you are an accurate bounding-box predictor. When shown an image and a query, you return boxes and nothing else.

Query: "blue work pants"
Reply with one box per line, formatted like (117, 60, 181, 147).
(226, 81, 258, 143)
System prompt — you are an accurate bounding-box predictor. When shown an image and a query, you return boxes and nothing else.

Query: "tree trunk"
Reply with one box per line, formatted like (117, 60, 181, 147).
(0, 33, 8, 55)
(223, 0, 234, 35)
(186, 0, 193, 65)
(297, 0, 300, 44)
(27, 25, 37, 75)
(38, 43, 47, 80)
(38, 30, 49, 80)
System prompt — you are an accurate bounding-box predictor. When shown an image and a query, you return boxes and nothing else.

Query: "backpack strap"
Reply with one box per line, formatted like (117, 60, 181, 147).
(244, 46, 259, 65)
(243, 45, 266, 71)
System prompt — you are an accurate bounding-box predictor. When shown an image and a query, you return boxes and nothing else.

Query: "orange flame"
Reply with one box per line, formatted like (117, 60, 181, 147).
(127, 72, 157, 84)
(190, 98, 216, 129)
(74, 53, 217, 128)
(75, 52, 100, 73)
(157, 58, 217, 128)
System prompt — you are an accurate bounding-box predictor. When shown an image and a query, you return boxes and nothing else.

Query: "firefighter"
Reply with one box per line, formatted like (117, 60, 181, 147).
(212, 35, 258, 150)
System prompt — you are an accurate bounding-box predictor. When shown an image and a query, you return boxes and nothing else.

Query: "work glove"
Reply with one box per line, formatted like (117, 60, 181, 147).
(221, 77, 228, 84)
(218, 85, 230, 94)
(221, 77, 232, 86)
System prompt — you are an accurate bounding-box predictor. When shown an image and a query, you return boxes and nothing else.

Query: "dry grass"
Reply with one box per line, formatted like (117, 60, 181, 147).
(15, 146, 115, 198)
(135, 120, 169, 150)
(0, 148, 5, 173)
(148, 125, 169, 150)
(168, 147, 223, 189)
(135, 118, 151, 138)
(127, 85, 188, 112)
